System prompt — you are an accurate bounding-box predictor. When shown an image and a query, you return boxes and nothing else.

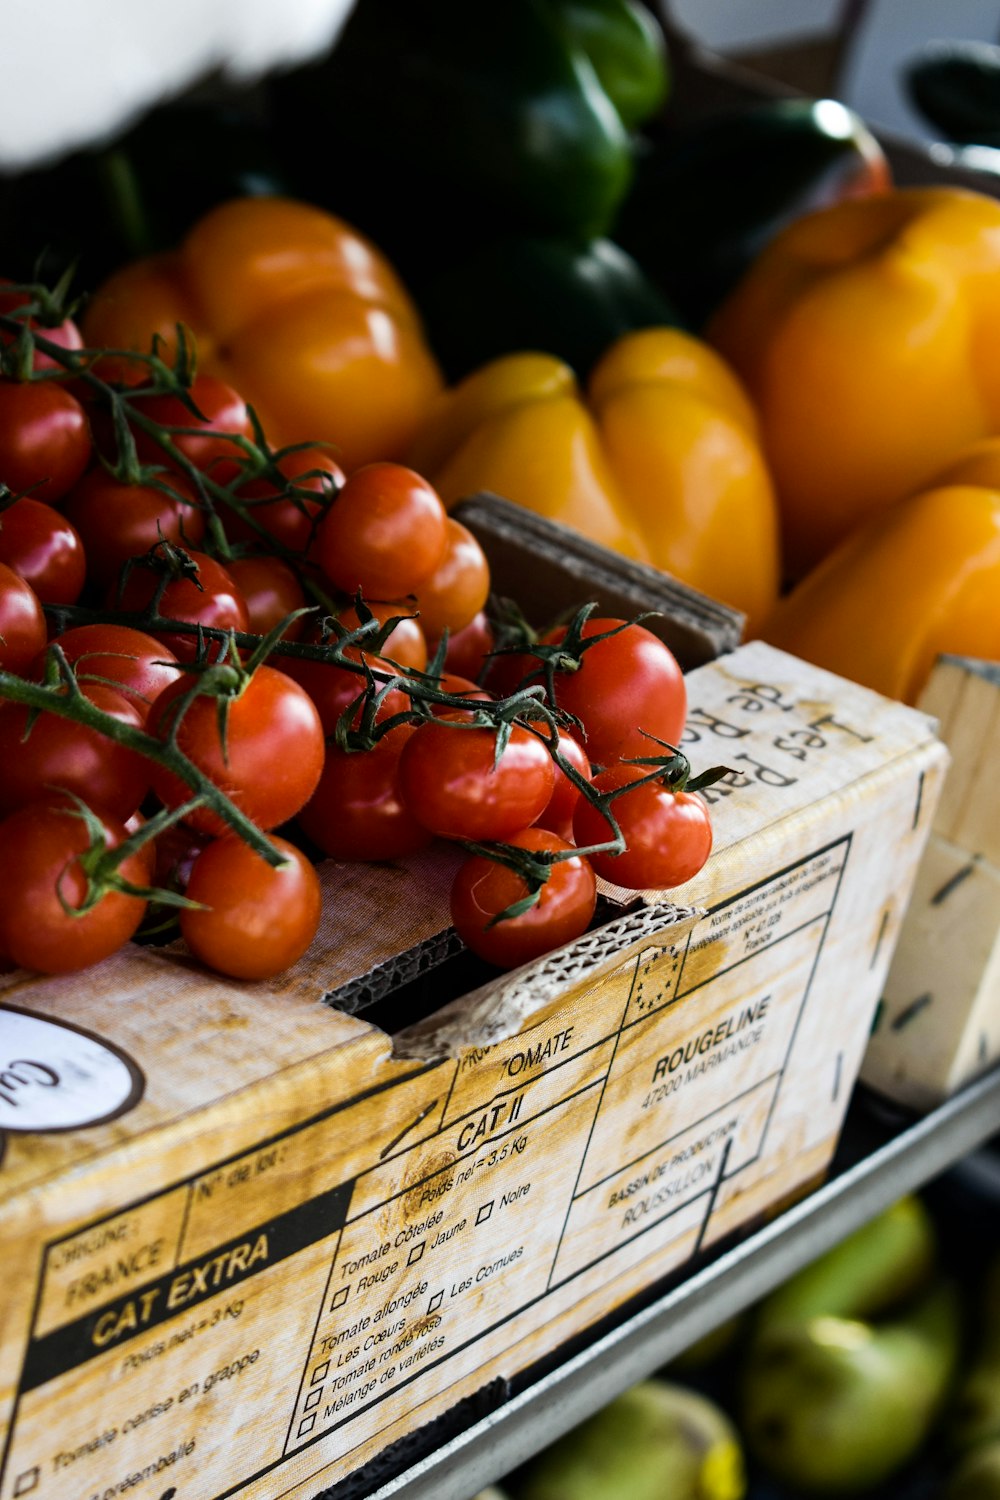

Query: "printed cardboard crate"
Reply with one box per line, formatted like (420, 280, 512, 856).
(0, 500, 946, 1500)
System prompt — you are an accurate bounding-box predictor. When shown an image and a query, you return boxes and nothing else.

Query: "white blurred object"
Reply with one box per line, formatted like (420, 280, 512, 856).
(0, 0, 357, 170)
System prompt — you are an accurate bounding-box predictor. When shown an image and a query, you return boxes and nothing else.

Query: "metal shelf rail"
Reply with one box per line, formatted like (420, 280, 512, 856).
(362, 1067, 1000, 1500)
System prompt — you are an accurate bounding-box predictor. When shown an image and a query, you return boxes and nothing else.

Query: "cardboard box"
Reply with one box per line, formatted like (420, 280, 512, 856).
(0, 488, 946, 1500)
(862, 655, 1000, 1110)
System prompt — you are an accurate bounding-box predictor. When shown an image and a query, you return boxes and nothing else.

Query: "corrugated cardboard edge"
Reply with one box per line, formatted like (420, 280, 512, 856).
(454, 493, 744, 668)
(391, 901, 702, 1059)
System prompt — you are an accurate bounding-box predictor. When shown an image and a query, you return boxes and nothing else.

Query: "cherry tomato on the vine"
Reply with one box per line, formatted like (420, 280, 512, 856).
(450, 828, 597, 969)
(334, 601, 428, 673)
(34, 623, 182, 724)
(573, 763, 713, 890)
(0, 495, 86, 604)
(283, 648, 411, 737)
(296, 723, 434, 862)
(180, 834, 322, 980)
(0, 378, 91, 501)
(398, 714, 555, 842)
(432, 608, 495, 683)
(0, 680, 150, 822)
(226, 445, 344, 553)
(0, 281, 85, 371)
(62, 469, 206, 590)
(535, 726, 592, 841)
(0, 559, 46, 672)
(413, 517, 491, 640)
(315, 462, 448, 600)
(130, 373, 254, 484)
(0, 795, 149, 974)
(110, 546, 250, 661)
(543, 617, 687, 767)
(226, 555, 307, 639)
(148, 662, 325, 835)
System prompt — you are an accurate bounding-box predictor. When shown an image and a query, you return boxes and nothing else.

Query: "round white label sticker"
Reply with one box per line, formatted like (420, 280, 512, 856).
(0, 1006, 143, 1132)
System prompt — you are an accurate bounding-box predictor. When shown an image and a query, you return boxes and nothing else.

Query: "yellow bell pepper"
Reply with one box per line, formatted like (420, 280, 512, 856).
(82, 197, 445, 473)
(709, 186, 1000, 581)
(408, 327, 780, 631)
(756, 436, 1000, 705)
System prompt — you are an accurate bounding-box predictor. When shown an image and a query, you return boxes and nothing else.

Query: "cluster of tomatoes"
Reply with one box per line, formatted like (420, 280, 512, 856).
(0, 282, 717, 982)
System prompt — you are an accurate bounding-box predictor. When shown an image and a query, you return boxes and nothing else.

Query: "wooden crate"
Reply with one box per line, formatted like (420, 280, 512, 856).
(862, 656, 1000, 1109)
(0, 501, 946, 1500)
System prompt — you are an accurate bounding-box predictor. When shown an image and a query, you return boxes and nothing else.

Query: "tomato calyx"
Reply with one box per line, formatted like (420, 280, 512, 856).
(485, 601, 658, 704)
(0, 267, 83, 333)
(613, 738, 733, 797)
(51, 790, 209, 919)
(0, 268, 83, 380)
(456, 835, 589, 925)
(569, 736, 730, 849)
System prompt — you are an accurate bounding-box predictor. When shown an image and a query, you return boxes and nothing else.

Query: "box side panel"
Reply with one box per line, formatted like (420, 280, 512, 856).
(0, 726, 944, 1500)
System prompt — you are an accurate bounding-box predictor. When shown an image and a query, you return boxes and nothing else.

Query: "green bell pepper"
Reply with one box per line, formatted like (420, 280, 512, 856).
(617, 95, 891, 328)
(416, 233, 682, 381)
(554, 0, 669, 132)
(268, 0, 669, 280)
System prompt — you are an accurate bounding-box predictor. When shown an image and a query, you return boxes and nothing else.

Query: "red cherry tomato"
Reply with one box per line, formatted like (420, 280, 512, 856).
(226, 555, 307, 639)
(432, 608, 495, 682)
(0, 282, 84, 371)
(573, 764, 713, 890)
(35, 623, 181, 723)
(283, 649, 411, 737)
(450, 828, 597, 969)
(0, 795, 149, 974)
(226, 445, 344, 553)
(413, 517, 491, 639)
(0, 559, 47, 672)
(0, 379, 91, 501)
(398, 714, 555, 841)
(62, 469, 205, 590)
(315, 462, 448, 599)
(543, 617, 687, 767)
(131, 373, 254, 484)
(0, 680, 150, 821)
(148, 662, 325, 835)
(110, 546, 249, 661)
(335, 601, 428, 672)
(297, 723, 434, 862)
(180, 834, 322, 979)
(535, 726, 592, 841)
(0, 495, 86, 604)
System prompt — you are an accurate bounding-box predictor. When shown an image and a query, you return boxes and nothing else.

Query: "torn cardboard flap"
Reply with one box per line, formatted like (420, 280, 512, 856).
(391, 902, 704, 1061)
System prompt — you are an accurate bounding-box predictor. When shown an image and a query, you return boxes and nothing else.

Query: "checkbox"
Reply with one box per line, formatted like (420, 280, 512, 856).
(14, 1469, 39, 1497)
(311, 1361, 329, 1383)
(298, 1414, 317, 1437)
(407, 1240, 425, 1265)
(330, 1284, 350, 1310)
(476, 1200, 494, 1224)
(305, 1387, 322, 1410)
(428, 1289, 444, 1313)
